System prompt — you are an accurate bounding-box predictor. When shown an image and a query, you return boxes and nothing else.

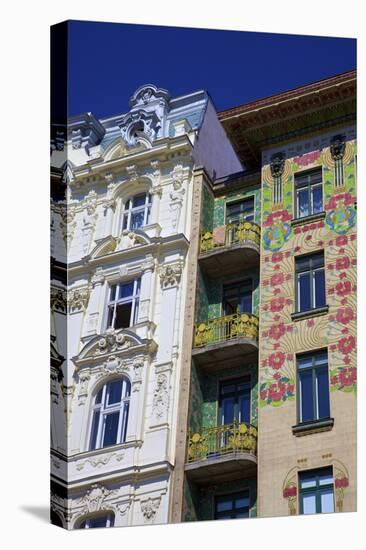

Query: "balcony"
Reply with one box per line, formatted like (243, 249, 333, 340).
(193, 313, 258, 370)
(185, 422, 257, 484)
(199, 221, 260, 278)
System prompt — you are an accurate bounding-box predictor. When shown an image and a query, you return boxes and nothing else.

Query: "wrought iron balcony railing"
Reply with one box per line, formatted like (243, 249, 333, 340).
(187, 421, 257, 463)
(199, 221, 261, 255)
(194, 313, 259, 348)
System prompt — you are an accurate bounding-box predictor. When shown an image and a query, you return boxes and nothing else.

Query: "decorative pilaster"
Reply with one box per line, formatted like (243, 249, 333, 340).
(138, 255, 155, 323)
(157, 261, 184, 363)
(330, 134, 346, 189)
(84, 269, 105, 336)
(270, 152, 285, 208)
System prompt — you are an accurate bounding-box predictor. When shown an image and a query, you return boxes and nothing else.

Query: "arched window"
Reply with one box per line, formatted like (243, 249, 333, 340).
(122, 193, 151, 231)
(89, 378, 131, 450)
(78, 513, 115, 529)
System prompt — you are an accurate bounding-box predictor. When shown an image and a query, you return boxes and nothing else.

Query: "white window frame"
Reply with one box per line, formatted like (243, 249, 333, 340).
(225, 196, 255, 224)
(122, 193, 151, 231)
(106, 279, 140, 330)
(79, 513, 114, 529)
(89, 378, 131, 450)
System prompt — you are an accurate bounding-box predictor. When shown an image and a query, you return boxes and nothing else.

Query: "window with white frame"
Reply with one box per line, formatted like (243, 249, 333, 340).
(78, 513, 115, 529)
(106, 280, 140, 329)
(89, 378, 131, 450)
(122, 193, 151, 230)
(295, 168, 323, 219)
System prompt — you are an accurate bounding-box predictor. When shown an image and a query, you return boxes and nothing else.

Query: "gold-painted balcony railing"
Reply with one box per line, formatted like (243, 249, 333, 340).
(200, 221, 261, 255)
(187, 421, 257, 463)
(194, 313, 259, 348)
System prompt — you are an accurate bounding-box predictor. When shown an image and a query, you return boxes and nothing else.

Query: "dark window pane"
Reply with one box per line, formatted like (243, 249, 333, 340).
(220, 384, 236, 395)
(298, 189, 309, 218)
(221, 398, 234, 424)
(130, 210, 144, 229)
(314, 352, 328, 366)
(216, 497, 232, 513)
(317, 367, 330, 419)
(235, 494, 250, 508)
(114, 303, 132, 329)
(87, 516, 108, 528)
(119, 282, 134, 299)
(109, 285, 117, 301)
(51, 511, 63, 527)
(240, 293, 252, 314)
(90, 411, 100, 450)
(107, 380, 122, 405)
(120, 402, 129, 442)
(312, 185, 323, 213)
(107, 306, 114, 328)
(318, 468, 333, 486)
(227, 198, 254, 223)
(298, 273, 311, 311)
(296, 256, 311, 273)
(132, 194, 146, 207)
(314, 269, 326, 308)
(311, 253, 324, 269)
(235, 511, 250, 518)
(95, 388, 103, 404)
(300, 472, 317, 489)
(300, 371, 314, 422)
(239, 392, 251, 423)
(103, 412, 120, 447)
(298, 354, 313, 370)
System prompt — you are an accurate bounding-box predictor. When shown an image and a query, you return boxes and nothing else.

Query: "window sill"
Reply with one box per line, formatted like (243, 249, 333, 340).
(292, 418, 334, 437)
(291, 211, 326, 227)
(291, 306, 329, 322)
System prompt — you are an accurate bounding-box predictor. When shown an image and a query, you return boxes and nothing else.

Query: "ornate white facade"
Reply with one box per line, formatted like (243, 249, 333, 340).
(50, 84, 241, 529)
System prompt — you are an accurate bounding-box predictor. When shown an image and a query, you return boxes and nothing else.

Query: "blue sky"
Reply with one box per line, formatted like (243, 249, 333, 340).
(67, 20, 356, 119)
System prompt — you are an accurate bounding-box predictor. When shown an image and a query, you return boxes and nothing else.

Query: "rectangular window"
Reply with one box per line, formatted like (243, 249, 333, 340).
(226, 197, 254, 224)
(219, 377, 251, 425)
(295, 168, 323, 218)
(223, 280, 253, 315)
(215, 491, 250, 520)
(106, 280, 140, 329)
(297, 350, 330, 424)
(299, 467, 334, 515)
(295, 252, 326, 313)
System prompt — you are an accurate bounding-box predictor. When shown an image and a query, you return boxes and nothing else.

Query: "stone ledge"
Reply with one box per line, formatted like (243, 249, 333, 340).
(292, 418, 334, 437)
(291, 305, 329, 322)
(291, 211, 326, 227)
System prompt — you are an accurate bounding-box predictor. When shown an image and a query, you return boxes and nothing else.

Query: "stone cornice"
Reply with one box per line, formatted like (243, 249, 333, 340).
(68, 134, 193, 184)
(51, 460, 173, 490)
(61, 233, 189, 277)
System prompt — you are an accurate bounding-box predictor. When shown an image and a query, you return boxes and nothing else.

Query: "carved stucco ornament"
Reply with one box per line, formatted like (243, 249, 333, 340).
(159, 261, 184, 288)
(51, 286, 91, 313)
(96, 329, 132, 356)
(140, 496, 161, 523)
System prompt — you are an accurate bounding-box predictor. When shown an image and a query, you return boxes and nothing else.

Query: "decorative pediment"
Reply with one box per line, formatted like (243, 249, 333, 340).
(102, 137, 131, 161)
(117, 228, 152, 250)
(75, 327, 155, 363)
(90, 236, 118, 259)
